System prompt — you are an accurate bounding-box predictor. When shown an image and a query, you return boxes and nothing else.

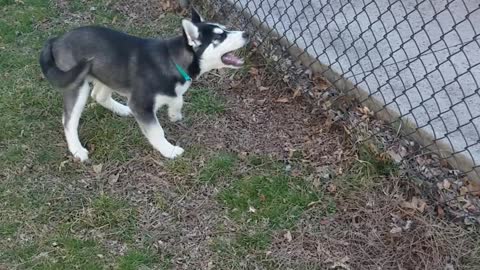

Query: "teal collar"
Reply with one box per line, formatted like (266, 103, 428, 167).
(175, 64, 192, 82)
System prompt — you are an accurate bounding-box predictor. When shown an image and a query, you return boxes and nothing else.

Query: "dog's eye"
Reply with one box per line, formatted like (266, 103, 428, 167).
(213, 33, 225, 40)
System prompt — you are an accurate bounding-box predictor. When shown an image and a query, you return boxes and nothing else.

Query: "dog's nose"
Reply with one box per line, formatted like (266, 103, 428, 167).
(242, 32, 250, 40)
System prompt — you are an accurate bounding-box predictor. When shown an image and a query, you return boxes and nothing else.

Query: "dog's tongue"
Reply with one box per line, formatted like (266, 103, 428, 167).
(222, 52, 244, 66)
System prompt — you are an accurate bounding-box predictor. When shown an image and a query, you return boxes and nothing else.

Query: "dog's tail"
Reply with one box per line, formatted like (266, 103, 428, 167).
(39, 38, 92, 89)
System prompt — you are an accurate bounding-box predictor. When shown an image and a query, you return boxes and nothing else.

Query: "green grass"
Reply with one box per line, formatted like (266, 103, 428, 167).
(331, 142, 399, 197)
(164, 145, 203, 177)
(0, 222, 19, 237)
(206, 156, 322, 268)
(220, 174, 319, 229)
(357, 143, 398, 177)
(198, 153, 236, 183)
(1, 237, 106, 269)
(119, 249, 159, 270)
(43, 237, 105, 269)
(80, 195, 137, 240)
(186, 88, 226, 115)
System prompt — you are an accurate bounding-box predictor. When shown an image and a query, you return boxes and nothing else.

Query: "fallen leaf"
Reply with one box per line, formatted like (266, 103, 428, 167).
(466, 180, 480, 197)
(329, 257, 351, 270)
(320, 219, 330, 225)
(400, 197, 427, 213)
(387, 150, 402, 163)
(275, 97, 289, 103)
(92, 164, 103, 174)
(444, 263, 455, 270)
(460, 186, 469, 196)
(389, 226, 402, 234)
(229, 81, 241, 88)
(249, 67, 259, 76)
(284, 230, 292, 242)
(442, 179, 451, 189)
(293, 87, 302, 98)
(326, 183, 337, 194)
(259, 194, 266, 202)
(313, 178, 321, 188)
(108, 173, 120, 184)
(437, 206, 445, 218)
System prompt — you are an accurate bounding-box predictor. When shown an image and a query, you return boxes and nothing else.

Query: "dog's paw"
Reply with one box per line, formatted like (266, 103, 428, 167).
(169, 113, 183, 122)
(163, 146, 184, 159)
(113, 105, 132, 117)
(71, 147, 89, 162)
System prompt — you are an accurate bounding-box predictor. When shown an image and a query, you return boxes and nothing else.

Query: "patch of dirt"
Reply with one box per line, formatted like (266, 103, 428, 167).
(179, 69, 352, 169)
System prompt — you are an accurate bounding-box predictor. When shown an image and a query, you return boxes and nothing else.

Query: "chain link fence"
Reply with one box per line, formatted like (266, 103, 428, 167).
(199, 0, 480, 181)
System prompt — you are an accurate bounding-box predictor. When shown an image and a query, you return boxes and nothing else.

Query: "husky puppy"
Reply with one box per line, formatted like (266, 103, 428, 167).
(39, 9, 249, 161)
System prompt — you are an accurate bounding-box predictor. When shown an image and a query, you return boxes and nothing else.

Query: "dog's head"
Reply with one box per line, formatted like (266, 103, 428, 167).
(182, 8, 250, 75)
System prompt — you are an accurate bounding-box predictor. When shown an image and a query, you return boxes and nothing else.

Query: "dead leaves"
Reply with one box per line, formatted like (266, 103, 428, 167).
(436, 179, 452, 190)
(400, 197, 427, 213)
(92, 163, 103, 174)
(108, 173, 120, 184)
(275, 97, 290, 103)
(356, 106, 373, 120)
(436, 205, 445, 218)
(326, 183, 337, 194)
(312, 75, 331, 92)
(466, 180, 480, 197)
(283, 230, 292, 242)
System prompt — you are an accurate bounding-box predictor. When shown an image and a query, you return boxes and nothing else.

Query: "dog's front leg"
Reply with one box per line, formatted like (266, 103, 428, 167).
(131, 104, 184, 159)
(168, 95, 183, 122)
(63, 80, 90, 162)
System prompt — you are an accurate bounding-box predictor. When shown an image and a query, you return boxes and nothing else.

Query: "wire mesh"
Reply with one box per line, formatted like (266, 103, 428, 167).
(202, 0, 480, 180)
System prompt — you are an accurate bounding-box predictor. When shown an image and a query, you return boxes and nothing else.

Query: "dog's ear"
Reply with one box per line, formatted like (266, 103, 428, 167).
(191, 7, 203, 23)
(182, 19, 201, 47)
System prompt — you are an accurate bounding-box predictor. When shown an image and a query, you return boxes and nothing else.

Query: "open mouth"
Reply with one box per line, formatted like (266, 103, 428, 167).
(221, 51, 244, 67)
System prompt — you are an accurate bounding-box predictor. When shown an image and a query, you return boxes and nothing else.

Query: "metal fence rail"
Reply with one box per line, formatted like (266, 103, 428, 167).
(205, 0, 480, 180)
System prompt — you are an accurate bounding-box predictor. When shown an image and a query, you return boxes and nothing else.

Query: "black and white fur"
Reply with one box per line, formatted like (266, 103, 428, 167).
(39, 9, 249, 161)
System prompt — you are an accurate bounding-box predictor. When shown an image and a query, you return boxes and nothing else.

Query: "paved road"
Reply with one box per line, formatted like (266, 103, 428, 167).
(231, 0, 480, 165)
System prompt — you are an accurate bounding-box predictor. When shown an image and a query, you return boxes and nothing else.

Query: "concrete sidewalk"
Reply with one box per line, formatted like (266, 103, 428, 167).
(231, 0, 480, 167)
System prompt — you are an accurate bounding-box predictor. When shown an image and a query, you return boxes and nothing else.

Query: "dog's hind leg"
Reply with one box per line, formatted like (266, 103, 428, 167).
(129, 98, 184, 159)
(91, 80, 131, 117)
(63, 81, 90, 161)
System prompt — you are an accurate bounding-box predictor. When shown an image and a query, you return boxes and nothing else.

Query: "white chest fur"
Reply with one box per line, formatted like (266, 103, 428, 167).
(175, 81, 192, 96)
(153, 81, 191, 112)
